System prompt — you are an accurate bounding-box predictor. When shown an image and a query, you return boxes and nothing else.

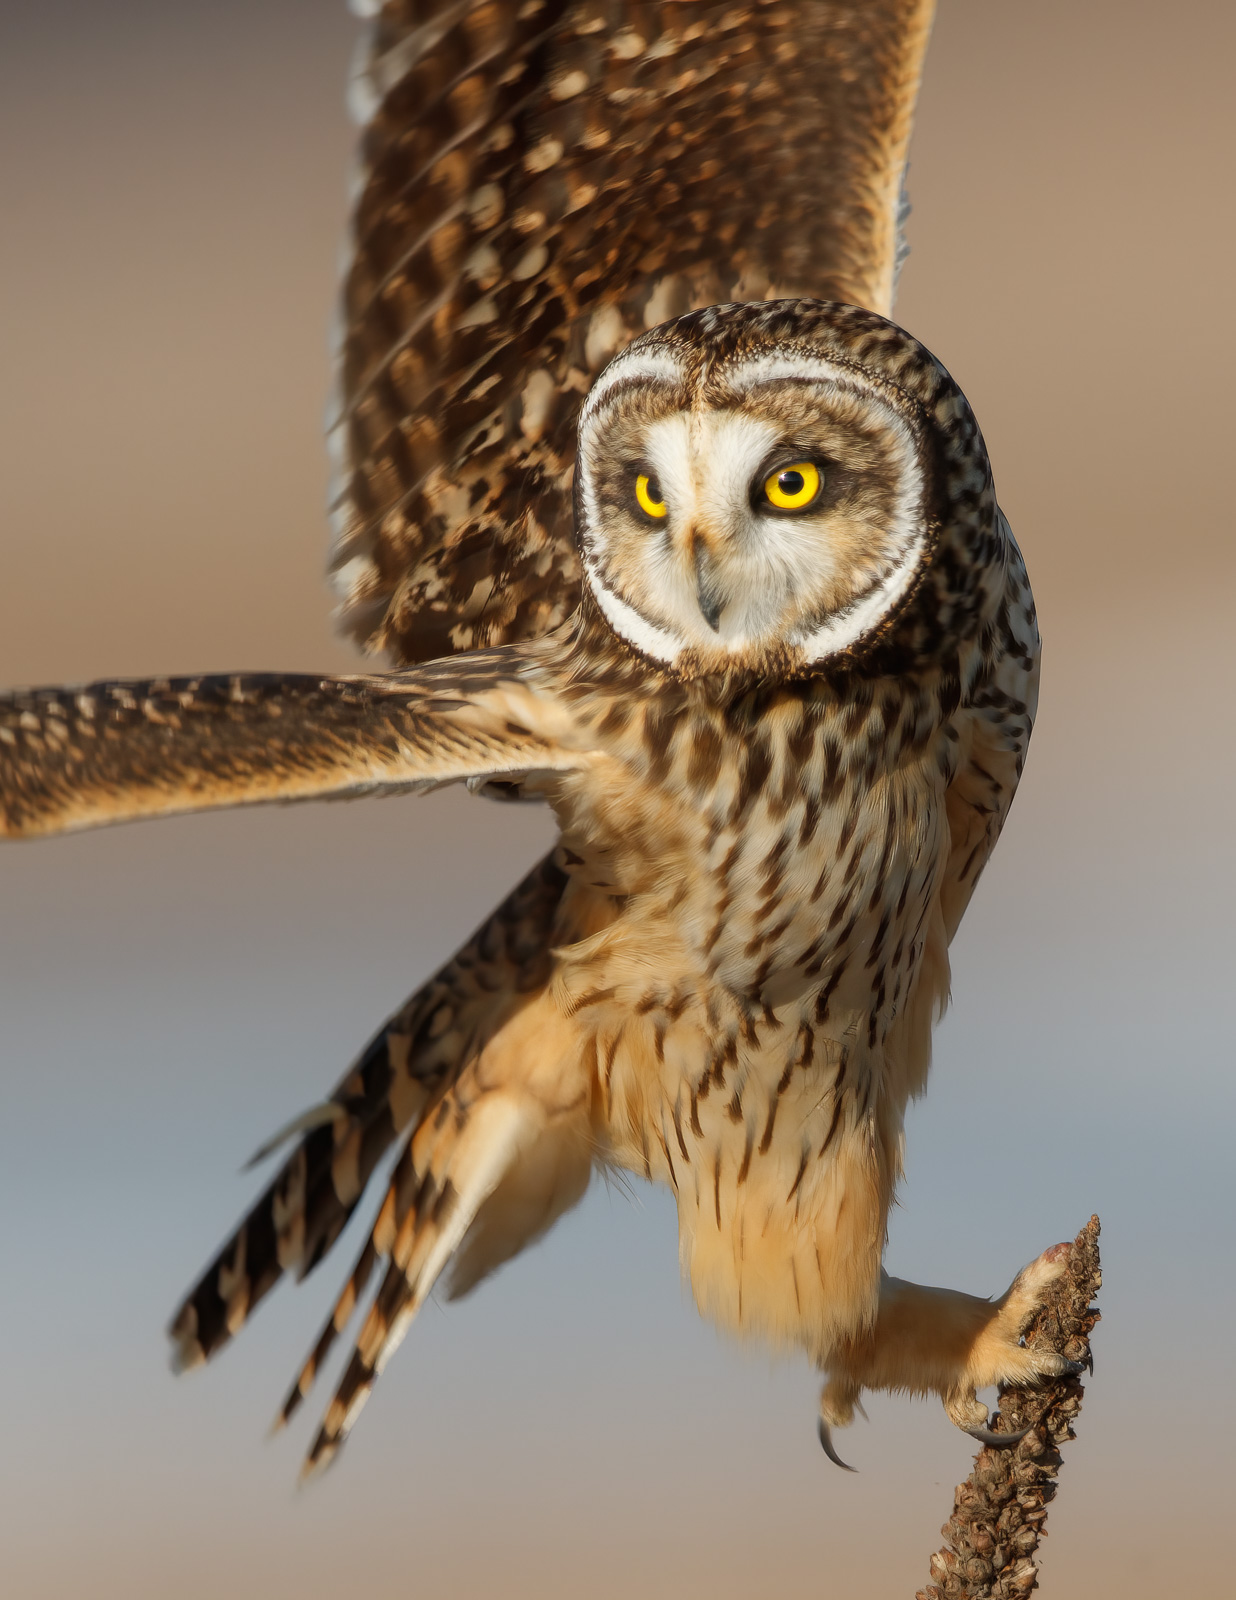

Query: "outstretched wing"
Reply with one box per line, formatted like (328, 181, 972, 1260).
(330, 0, 936, 665)
(0, 649, 582, 838)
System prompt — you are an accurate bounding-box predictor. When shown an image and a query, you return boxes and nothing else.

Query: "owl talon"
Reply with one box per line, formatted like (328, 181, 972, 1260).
(964, 1419, 1031, 1450)
(817, 1418, 858, 1472)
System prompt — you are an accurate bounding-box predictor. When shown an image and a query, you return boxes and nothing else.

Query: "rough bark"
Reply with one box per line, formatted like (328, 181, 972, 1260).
(917, 1216, 1102, 1599)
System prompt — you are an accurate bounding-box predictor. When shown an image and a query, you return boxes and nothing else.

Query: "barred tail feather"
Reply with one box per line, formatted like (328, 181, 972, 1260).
(168, 854, 568, 1369)
(168, 1019, 432, 1370)
(275, 1232, 380, 1431)
(280, 1071, 594, 1440)
(276, 1137, 423, 1428)
(303, 1093, 538, 1475)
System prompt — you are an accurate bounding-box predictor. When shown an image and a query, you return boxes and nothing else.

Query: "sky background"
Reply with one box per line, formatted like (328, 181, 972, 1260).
(1, 1, 1233, 1595)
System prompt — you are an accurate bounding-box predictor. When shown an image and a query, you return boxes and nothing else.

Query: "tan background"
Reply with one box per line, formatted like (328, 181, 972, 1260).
(1, 2, 1233, 1594)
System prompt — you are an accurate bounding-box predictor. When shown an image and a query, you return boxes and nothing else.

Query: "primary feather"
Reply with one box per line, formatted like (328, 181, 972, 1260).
(328, 0, 936, 664)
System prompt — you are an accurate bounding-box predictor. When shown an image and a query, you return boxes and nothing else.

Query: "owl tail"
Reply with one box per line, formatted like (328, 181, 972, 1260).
(167, 1010, 422, 1371)
(283, 980, 595, 1473)
(167, 854, 567, 1369)
(297, 1089, 544, 1476)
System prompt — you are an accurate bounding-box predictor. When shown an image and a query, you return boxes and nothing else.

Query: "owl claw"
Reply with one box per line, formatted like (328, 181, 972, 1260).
(962, 1355, 1090, 1450)
(963, 1419, 1031, 1450)
(817, 1417, 858, 1472)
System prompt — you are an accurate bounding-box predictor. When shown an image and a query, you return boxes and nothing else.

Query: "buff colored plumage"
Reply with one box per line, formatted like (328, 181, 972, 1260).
(0, 2, 1083, 1479)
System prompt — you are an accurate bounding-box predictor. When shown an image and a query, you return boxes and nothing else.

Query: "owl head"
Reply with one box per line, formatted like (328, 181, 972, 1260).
(574, 300, 1003, 678)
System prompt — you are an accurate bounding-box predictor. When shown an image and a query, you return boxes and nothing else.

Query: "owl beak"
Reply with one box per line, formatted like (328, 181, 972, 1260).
(692, 539, 725, 632)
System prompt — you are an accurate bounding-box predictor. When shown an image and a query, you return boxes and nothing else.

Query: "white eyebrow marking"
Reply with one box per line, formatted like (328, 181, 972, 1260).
(578, 346, 687, 428)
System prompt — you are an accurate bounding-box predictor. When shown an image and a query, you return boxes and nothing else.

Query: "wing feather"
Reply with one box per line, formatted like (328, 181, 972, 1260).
(941, 540, 1040, 938)
(0, 647, 582, 838)
(329, 0, 937, 664)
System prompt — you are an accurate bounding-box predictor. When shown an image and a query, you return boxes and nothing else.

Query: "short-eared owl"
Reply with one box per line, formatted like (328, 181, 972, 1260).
(0, 0, 1082, 1474)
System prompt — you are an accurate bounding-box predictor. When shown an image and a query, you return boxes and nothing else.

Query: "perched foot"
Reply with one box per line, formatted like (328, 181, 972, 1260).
(941, 1244, 1083, 1438)
(962, 1357, 1085, 1449)
(815, 1242, 1089, 1465)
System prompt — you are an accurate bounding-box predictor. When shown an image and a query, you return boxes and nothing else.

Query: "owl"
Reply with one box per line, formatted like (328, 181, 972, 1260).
(0, 0, 1083, 1475)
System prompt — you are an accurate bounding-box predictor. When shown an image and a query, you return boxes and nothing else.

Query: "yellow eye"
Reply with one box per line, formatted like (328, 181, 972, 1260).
(763, 460, 821, 510)
(635, 472, 668, 519)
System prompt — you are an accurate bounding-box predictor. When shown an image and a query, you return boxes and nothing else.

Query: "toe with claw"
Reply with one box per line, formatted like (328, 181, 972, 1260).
(964, 1418, 1032, 1450)
(818, 1417, 858, 1472)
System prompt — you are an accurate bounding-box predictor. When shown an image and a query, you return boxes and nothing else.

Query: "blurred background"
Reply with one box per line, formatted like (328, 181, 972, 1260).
(1, 2, 1233, 1594)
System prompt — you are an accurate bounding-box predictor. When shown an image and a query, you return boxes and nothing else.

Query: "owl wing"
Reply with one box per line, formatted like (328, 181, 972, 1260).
(330, 0, 937, 665)
(0, 647, 584, 839)
(940, 545, 1041, 940)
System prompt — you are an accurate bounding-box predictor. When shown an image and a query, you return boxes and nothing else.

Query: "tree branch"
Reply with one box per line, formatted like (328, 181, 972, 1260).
(917, 1215, 1102, 1599)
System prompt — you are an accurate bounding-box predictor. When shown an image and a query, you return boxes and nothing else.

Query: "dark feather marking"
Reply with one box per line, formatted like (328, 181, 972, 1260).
(737, 1124, 754, 1186)
(601, 1031, 621, 1104)
(687, 721, 723, 790)
(672, 1097, 691, 1163)
(819, 1091, 846, 1159)
(827, 884, 855, 931)
(729, 733, 773, 823)
(659, 1126, 679, 1193)
(431, 1177, 459, 1227)
(566, 979, 614, 1004)
(865, 907, 893, 969)
(663, 989, 690, 1022)
(758, 1056, 797, 1158)
(813, 961, 846, 1023)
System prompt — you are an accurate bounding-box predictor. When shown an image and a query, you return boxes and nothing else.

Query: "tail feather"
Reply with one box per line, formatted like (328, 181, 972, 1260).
(303, 1092, 537, 1475)
(169, 1028, 423, 1369)
(276, 1232, 381, 1430)
(275, 1134, 425, 1428)
(168, 854, 568, 1369)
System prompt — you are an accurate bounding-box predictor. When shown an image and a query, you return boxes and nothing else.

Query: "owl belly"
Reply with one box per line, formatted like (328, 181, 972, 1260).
(585, 994, 891, 1359)
(579, 877, 949, 1361)
(551, 712, 955, 1356)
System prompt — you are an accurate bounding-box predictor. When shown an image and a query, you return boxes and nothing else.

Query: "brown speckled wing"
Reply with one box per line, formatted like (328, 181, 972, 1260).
(0, 653, 580, 838)
(329, 0, 936, 665)
(940, 541, 1041, 941)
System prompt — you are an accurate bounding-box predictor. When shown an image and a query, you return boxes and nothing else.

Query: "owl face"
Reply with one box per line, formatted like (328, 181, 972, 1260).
(574, 302, 967, 677)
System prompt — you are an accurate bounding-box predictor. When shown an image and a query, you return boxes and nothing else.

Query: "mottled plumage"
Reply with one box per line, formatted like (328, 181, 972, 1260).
(330, 0, 934, 664)
(0, 2, 1081, 1478)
